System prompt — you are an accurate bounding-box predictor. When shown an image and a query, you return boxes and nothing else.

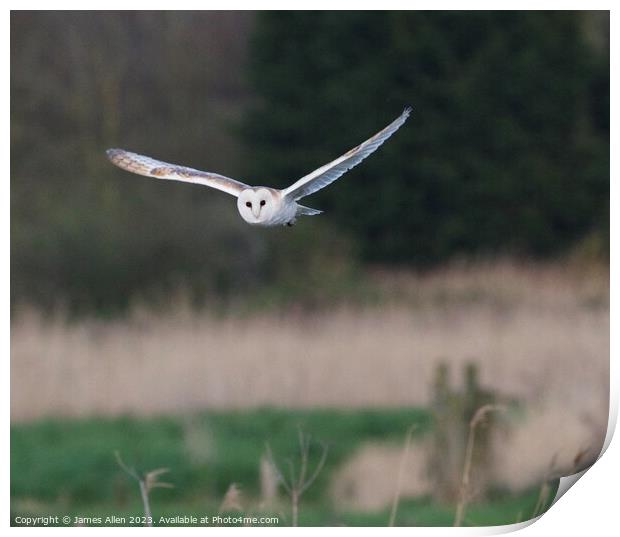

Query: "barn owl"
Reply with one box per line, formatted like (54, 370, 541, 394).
(107, 107, 411, 227)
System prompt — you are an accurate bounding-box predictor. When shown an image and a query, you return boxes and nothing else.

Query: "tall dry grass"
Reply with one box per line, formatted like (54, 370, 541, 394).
(11, 261, 608, 417)
(11, 261, 608, 493)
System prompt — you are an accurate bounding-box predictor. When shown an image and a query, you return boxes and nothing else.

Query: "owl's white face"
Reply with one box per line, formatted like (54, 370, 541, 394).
(237, 188, 279, 225)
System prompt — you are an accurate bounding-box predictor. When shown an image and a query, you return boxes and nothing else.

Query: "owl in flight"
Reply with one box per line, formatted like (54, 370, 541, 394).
(107, 107, 411, 227)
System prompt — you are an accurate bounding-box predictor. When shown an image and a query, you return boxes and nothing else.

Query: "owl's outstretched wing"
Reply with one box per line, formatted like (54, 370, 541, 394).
(106, 149, 250, 198)
(282, 107, 412, 201)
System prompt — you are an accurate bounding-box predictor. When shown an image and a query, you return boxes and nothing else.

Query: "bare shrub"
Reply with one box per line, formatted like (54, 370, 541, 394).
(265, 429, 328, 527)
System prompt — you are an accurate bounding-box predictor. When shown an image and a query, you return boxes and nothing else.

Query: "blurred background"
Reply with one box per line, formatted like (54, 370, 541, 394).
(11, 11, 609, 526)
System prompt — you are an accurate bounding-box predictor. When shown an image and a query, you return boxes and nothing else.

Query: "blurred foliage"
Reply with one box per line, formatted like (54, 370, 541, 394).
(11, 12, 253, 313)
(11, 12, 609, 314)
(11, 408, 556, 526)
(10, 12, 357, 314)
(244, 11, 609, 264)
(428, 362, 517, 503)
(10, 408, 431, 503)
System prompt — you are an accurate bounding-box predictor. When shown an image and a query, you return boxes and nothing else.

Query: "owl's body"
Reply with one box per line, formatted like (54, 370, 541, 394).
(107, 107, 411, 227)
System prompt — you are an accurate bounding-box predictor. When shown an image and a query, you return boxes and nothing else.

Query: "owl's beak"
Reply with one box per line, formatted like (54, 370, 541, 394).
(252, 205, 261, 219)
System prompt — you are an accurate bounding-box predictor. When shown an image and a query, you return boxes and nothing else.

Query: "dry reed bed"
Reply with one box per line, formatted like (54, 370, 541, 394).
(11, 306, 609, 414)
(11, 303, 607, 415)
(12, 263, 608, 418)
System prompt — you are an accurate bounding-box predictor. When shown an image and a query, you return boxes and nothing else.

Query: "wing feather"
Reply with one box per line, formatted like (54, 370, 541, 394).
(106, 149, 249, 197)
(282, 107, 412, 201)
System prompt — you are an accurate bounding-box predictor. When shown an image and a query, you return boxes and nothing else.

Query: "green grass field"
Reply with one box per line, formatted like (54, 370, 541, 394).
(11, 408, 556, 527)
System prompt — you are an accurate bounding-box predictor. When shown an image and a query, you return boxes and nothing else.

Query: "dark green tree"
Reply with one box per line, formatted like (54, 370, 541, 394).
(243, 11, 609, 264)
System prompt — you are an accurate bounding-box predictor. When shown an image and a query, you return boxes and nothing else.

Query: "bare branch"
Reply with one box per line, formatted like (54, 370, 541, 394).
(263, 430, 329, 526)
(286, 458, 297, 490)
(299, 441, 328, 495)
(114, 450, 140, 482)
(264, 442, 292, 495)
(145, 468, 174, 492)
(114, 451, 172, 527)
(388, 425, 417, 527)
(297, 428, 309, 490)
(454, 405, 505, 527)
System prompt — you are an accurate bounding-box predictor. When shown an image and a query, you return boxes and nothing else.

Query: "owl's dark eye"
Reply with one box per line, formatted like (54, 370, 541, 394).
(260, 200, 266, 207)
(245, 201, 252, 208)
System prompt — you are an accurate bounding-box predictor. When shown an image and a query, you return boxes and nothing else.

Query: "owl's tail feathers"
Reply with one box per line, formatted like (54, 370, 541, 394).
(297, 204, 323, 217)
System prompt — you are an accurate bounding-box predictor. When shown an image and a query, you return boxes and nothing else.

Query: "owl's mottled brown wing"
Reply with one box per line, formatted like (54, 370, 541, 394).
(106, 149, 249, 197)
(282, 107, 411, 201)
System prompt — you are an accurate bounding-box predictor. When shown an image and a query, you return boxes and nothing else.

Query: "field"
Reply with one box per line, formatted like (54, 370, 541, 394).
(11, 409, 557, 527)
(10, 261, 608, 526)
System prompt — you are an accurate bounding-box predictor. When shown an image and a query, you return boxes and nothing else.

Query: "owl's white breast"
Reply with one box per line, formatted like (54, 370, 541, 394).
(257, 195, 297, 227)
